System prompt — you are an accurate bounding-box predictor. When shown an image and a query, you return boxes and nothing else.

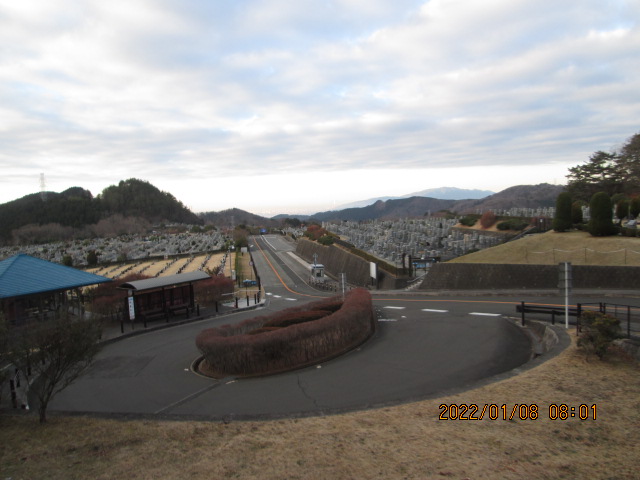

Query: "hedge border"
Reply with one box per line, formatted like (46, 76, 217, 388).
(195, 288, 377, 378)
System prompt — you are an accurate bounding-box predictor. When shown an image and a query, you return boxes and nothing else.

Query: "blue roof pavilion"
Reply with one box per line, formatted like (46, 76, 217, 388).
(0, 254, 111, 325)
(0, 254, 111, 299)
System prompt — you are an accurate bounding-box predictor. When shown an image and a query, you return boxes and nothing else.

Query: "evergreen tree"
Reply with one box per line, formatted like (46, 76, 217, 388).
(615, 198, 630, 220)
(630, 197, 640, 218)
(552, 192, 573, 232)
(588, 192, 615, 236)
(571, 201, 584, 225)
(567, 151, 622, 202)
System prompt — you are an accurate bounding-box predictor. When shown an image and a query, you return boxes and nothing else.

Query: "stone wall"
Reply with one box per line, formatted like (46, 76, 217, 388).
(419, 263, 640, 290)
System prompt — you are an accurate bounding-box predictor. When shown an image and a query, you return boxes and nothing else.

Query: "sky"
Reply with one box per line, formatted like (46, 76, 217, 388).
(1, 1, 638, 216)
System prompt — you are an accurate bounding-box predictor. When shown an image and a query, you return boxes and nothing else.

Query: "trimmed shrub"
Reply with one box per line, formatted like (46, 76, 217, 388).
(247, 327, 281, 335)
(616, 198, 630, 220)
(553, 192, 573, 232)
(497, 218, 530, 231)
(195, 289, 375, 377)
(630, 197, 640, 218)
(459, 216, 477, 227)
(571, 201, 584, 225)
(588, 192, 615, 236)
(264, 310, 332, 328)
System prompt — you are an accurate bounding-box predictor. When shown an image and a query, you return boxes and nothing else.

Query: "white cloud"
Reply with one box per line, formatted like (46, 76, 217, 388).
(0, 0, 638, 214)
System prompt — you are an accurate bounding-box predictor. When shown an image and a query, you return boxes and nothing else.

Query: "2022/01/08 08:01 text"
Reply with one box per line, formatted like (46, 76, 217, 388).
(438, 404, 597, 421)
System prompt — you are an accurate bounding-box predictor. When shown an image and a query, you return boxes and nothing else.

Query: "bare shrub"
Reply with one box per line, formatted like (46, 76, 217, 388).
(480, 211, 497, 229)
(193, 276, 234, 307)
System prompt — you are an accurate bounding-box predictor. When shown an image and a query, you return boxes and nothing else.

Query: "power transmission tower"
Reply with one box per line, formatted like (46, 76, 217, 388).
(40, 173, 47, 201)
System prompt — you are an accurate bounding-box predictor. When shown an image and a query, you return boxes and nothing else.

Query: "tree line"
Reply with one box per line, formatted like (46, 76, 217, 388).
(566, 132, 640, 202)
(0, 179, 202, 245)
(555, 132, 640, 236)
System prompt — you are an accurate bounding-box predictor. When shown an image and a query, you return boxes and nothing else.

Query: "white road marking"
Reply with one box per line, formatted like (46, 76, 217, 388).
(384, 306, 406, 310)
(422, 309, 449, 313)
(378, 319, 398, 322)
(285, 298, 297, 301)
(470, 312, 501, 317)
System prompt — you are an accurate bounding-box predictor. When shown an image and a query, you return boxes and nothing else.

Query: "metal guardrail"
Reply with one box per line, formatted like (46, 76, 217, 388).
(517, 301, 639, 339)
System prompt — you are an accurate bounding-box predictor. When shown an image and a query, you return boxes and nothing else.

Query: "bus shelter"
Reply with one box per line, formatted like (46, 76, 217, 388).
(118, 270, 210, 324)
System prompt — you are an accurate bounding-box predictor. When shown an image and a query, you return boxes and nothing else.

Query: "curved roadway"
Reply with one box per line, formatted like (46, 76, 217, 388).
(49, 235, 567, 420)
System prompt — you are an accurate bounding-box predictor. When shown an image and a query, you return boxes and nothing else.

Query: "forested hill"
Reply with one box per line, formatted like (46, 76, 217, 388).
(98, 179, 200, 224)
(198, 208, 279, 228)
(0, 179, 201, 244)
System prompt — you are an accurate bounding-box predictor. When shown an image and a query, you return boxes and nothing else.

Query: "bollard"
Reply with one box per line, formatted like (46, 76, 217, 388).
(520, 301, 525, 326)
(121, 319, 124, 334)
(235, 297, 238, 308)
(551, 310, 555, 325)
(246, 295, 249, 307)
(215, 301, 219, 313)
(197, 304, 200, 316)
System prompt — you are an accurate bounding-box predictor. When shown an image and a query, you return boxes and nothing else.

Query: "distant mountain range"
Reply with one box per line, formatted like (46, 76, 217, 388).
(276, 184, 564, 222)
(334, 187, 495, 209)
(0, 181, 564, 244)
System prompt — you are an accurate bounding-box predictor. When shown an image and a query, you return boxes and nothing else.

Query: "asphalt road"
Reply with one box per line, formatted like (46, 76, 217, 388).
(47, 235, 568, 420)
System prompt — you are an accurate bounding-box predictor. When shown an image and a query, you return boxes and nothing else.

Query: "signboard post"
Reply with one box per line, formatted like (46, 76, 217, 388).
(127, 296, 135, 321)
(370, 262, 377, 288)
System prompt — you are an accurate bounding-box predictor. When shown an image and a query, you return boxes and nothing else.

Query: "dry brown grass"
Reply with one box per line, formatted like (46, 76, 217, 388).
(2, 332, 638, 480)
(449, 230, 640, 266)
(234, 249, 260, 298)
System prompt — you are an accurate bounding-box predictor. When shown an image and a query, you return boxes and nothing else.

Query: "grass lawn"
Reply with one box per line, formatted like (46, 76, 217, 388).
(449, 230, 640, 266)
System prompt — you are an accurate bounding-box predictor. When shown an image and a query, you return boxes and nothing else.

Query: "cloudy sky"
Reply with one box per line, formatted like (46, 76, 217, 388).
(1, 1, 638, 216)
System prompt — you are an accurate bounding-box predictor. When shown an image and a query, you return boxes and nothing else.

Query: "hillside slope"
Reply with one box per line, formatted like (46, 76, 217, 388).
(309, 183, 564, 222)
(448, 230, 640, 266)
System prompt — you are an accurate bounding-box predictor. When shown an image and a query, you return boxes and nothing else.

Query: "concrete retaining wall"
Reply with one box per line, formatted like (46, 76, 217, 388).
(295, 239, 405, 289)
(419, 263, 640, 290)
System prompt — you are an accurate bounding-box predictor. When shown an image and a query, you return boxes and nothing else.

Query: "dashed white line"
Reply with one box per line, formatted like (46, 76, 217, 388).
(469, 312, 501, 317)
(383, 306, 406, 310)
(422, 309, 449, 313)
(378, 319, 398, 322)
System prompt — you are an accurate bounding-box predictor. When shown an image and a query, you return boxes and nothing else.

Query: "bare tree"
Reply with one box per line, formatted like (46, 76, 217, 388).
(0, 313, 9, 405)
(8, 314, 103, 423)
